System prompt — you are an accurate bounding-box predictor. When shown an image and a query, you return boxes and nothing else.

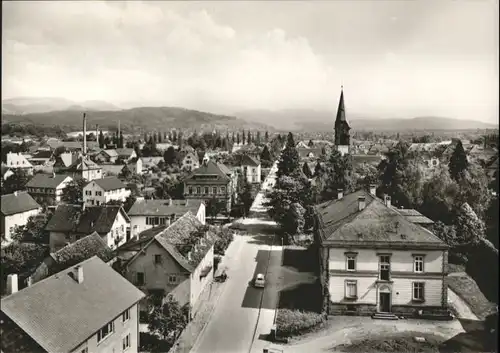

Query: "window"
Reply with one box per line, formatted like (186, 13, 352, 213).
(345, 280, 357, 298)
(97, 321, 114, 343)
(204, 187, 209, 194)
(154, 254, 162, 264)
(213, 187, 217, 194)
(414, 255, 424, 273)
(122, 333, 131, 351)
(412, 282, 425, 301)
(122, 309, 130, 322)
(85, 190, 92, 195)
(189, 187, 193, 194)
(346, 255, 356, 271)
(220, 186, 226, 193)
(96, 191, 102, 196)
(96, 201, 100, 205)
(379, 255, 391, 281)
(196, 187, 201, 194)
(137, 272, 145, 286)
(168, 275, 177, 284)
(121, 225, 124, 232)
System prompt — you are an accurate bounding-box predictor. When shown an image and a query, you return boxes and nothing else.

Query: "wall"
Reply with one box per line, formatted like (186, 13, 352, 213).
(107, 211, 129, 249)
(190, 245, 214, 315)
(126, 241, 189, 300)
(84, 182, 130, 206)
(3, 208, 42, 244)
(70, 303, 140, 353)
(327, 247, 446, 309)
(196, 203, 206, 225)
(82, 168, 102, 181)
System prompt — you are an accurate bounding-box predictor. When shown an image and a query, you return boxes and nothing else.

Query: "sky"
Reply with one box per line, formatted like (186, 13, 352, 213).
(2, 1, 499, 123)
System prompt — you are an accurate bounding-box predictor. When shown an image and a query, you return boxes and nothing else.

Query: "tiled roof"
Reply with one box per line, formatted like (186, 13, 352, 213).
(30, 232, 114, 284)
(115, 148, 135, 157)
(392, 208, 434, 225)
(128, 199, 203, 217)
(26, 173, 71, 189)
(30, 150, 53, 160)
(314, 190, 446, 248)
(1, 256, 145, 353)
(45, 205, 129, 234)
(240, 154, 260, 167)
(1, 192, 41, 216)
(102, 149, 118, 158)
(185, 160, 231, 185)
(68, 156, 101, 171)
(91, 176, 126, 191)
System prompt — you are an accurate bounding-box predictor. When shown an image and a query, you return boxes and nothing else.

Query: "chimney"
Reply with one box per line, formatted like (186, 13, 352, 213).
(384, 195, 392, 208)
(369, 184, 376, 196)
(73, 265, 84, 283)
(168, 198, 173, 206)
(83, 112, 87, 155)
(26, 276, 33, 287)
(6, 274, 18, 295)
(358, 196, 366, 211)
(14, 191, 18, 197)
(337, 189, 343, 200)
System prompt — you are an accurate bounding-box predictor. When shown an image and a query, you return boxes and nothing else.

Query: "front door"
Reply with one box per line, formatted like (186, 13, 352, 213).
(379, 292, 391, 312)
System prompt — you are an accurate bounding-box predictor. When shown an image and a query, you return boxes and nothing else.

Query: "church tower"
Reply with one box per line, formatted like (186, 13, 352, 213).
(334, 86, 350, 156)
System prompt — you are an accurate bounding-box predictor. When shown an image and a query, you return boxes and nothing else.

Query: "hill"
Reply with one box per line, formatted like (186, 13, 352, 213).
(236, 109, 497, 131)
(2, 106, 273, 133)
(1, 97, 121, 115)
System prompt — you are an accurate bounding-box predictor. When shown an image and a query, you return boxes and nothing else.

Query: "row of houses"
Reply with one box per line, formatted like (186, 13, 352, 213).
(1, 204, 217, 353)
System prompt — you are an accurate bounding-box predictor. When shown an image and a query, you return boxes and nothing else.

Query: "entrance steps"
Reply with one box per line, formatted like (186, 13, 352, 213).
(371, 312, 399, 320)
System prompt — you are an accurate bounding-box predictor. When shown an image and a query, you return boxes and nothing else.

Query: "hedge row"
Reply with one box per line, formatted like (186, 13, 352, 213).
(276, 309, 325, 337)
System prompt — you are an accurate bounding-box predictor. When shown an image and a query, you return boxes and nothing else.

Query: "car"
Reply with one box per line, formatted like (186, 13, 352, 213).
(254, 273, 265, 288)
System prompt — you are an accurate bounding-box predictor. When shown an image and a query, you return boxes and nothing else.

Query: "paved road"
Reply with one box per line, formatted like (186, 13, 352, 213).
(191, 162, 281, 353)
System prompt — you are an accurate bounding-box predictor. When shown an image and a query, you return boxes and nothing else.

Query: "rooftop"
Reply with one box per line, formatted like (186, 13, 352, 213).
(314, 189, 446, 249)
(90, 176, 126, 191)
(25, 173, 71, 189)
(1, 192, 41, 216)
(184, 160, 231, 184)
(240, 154, 260, 167)
(128, 198, 203, 217)
(1, 256, 145, 353)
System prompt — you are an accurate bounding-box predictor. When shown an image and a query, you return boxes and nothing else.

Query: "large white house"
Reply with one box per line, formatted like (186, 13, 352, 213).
(314, 189, 449, 318)
(5, 152, 33, 175)
(240, 154, 261, 184)
(26, 173, 73, 205)
(181, 152, 200, 172)
(1, 192, 42, 245)
(127, 198, 205, 237)
(83, 177, 130, 206)
(1, 256, 145, 353)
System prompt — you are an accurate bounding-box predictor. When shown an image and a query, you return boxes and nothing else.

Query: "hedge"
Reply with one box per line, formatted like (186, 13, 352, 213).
(276, 309, 325, 337)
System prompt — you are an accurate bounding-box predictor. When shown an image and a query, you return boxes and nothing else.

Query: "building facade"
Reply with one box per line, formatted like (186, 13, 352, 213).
(1, 192, 42, 245)
(26, 174, 73, 205)
(83, 177, 130, 206)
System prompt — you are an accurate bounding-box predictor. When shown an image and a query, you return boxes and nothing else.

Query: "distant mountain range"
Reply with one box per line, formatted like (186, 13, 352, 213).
(2, 105, 273, 133)
(235, 109, 498, 131)
(2, 97, 121, 115)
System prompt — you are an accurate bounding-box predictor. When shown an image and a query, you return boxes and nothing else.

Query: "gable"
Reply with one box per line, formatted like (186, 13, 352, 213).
(126, 241, 186, 274)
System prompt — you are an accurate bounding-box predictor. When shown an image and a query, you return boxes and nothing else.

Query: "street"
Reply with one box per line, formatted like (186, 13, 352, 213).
(191, 163, 283, 353)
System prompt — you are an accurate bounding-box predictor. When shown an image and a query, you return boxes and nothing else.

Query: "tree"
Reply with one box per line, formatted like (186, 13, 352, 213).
(172, 130, 177, 143)
(232, 132, 235, 144)
(11, 214, 51, 244)
(485, 195, 498, 249)
(206, 196, 226, 220)
(308, 139, 314, 147)
(288, 202, 305, 235)
(61, 179, 87, 204)
(255, 131, 261, 145)
(118, 131, 124, 148)
(260, 145, 272, 162)
(277, 133, 300, 179)
(321, 150, 354, 200)
(238, 178, 254, 217)
(158, 132, 162, 143)
(98, 130, 105, 149)
(302, 162, 313, 179)
(247, 131, 252, 145)
(454, 202, 486, 246)
(148, 295, 188, 344)
(242, 130, 246, 145)
(314, 161, 324, 177)
(2, 170, 30, 195)
(163, 147, 178, 166)
(236, 133, 241, 145)
(265, 131, 269, 143)
(449, 140, 469, 182)
(430, 221, 458, 246)
(1, 242, 50, 288)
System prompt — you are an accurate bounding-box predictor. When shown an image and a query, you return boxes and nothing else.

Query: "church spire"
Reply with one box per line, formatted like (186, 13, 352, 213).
(334, 86, 351, 155)
(335, 85, 346, 123)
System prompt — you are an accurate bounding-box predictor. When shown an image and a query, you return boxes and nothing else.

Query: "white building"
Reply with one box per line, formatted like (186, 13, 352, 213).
(1, 191, 42, 245)
(127, 198, 205, 237)
(83, 177, 131, 206)
(26, 173, 73, 205)
(240, 154, 261, 184)
(181, 152, 200, 172)
(5, 152, 33, 175)
(1, 256, 145, 353)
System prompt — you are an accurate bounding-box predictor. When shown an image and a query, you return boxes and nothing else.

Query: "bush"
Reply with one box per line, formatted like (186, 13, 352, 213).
(214, 229, 234, 255)
(214, 255, 222, 271)
(466, 238, 499, 304)
(139, 332, 172, 353)
(276, 309, 325, 337)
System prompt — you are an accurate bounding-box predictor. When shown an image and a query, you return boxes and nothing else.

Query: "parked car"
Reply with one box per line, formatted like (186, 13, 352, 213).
(254, 273, 265, 288)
